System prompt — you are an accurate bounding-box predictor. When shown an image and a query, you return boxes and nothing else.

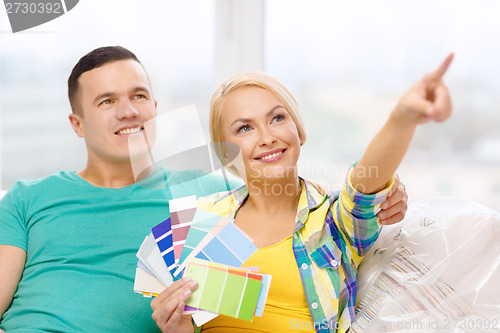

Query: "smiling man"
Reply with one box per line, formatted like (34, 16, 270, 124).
(0, 46, 238, 333)
(68, 49, 158, 187)
(0, 46, 408, 333)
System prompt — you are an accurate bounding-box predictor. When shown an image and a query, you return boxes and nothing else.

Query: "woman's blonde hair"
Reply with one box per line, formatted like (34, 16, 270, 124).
(209, 72, 307, 164)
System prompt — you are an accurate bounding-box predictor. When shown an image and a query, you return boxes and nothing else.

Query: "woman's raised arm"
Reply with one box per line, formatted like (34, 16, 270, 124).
(352, 53, 454, 194)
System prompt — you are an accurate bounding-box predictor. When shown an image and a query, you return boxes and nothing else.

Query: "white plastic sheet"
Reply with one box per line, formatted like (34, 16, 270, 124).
(352, 197, 500, 333)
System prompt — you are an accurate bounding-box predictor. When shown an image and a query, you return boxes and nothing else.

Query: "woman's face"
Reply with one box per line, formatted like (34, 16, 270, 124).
(221, 86, 301, 181)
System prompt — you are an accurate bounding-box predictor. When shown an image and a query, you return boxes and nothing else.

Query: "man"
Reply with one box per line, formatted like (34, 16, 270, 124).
(0, 46, 407, 332)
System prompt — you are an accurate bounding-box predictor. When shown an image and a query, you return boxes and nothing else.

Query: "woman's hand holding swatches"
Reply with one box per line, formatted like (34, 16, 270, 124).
(151, 277, 198, 333)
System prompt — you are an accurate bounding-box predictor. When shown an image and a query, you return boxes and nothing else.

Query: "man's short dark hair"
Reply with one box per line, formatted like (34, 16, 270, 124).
(68, 46, 140, 114)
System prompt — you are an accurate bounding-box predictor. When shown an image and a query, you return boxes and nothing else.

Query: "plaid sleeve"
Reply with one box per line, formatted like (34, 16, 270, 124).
(332, 164, 394, 262)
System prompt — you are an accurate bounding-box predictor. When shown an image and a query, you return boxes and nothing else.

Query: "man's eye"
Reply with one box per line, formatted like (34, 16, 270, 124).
(133, 94, 146, 100)
(99, 99, 112, 106)
(237, 124, 251, 133)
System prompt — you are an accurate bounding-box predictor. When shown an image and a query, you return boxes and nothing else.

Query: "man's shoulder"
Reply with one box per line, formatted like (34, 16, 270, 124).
(14, 170, 76, 186)
(4, 171, 79, 197)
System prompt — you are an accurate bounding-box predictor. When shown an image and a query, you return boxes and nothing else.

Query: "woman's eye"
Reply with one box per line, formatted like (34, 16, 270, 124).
(272, 114, 285, 123)
(237, 124, 251, 133)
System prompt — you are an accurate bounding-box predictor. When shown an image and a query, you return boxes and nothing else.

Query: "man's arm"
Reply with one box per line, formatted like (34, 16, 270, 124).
(352, 54, 454, 193)
(0, 245, 26, 318)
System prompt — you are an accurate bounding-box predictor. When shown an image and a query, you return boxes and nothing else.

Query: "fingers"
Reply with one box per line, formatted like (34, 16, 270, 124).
(420, 54, 454, 122)
(397, 90, 435, 124)
(425, 53, 454, 82)
(379, 208, 407, 225)
(151, 277, 198, 332)
(161, 302, 185, 332)
(379, 176, 408, 225)
(393, 54, 454, 125)
(427, 83, 452, 122)
(378, 200, 407, 225)
(380, 186, 404, 211)
(381, 175, 400, 210)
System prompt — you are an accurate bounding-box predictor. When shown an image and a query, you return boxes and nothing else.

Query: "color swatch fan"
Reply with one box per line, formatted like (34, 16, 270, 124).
(133, 195, 272, 325)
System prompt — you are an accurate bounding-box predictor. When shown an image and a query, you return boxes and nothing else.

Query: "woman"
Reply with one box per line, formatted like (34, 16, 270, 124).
(151, 54, 453, 333)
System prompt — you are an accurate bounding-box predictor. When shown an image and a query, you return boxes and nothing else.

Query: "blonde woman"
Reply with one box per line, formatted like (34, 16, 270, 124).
(151, 54, 453, 333)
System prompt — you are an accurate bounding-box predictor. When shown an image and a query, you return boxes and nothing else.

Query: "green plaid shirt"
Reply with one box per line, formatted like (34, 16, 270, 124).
(197, 167, 393, 332)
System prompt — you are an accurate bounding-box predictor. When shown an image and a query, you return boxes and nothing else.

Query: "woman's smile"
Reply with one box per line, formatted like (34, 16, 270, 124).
(254, 149, 287, 162)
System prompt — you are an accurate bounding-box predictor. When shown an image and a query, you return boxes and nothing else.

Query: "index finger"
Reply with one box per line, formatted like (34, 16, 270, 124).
(427, 53, 454, 81)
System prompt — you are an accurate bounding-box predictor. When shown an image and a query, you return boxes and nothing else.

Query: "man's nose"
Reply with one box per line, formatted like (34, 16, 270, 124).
(116, 99, 140, 119)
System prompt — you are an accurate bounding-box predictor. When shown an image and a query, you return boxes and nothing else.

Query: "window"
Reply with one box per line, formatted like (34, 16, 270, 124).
(1, 0, 499, 211)
(0, 0, 216, 187)
(265, 0, 500, 210)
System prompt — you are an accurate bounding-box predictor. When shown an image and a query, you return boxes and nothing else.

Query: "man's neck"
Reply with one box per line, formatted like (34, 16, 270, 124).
(77, 160, 153, 188)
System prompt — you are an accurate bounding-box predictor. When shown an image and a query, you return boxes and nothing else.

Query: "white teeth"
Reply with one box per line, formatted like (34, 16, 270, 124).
(117, 126, 142, 135)
(260, 151, 282, 160)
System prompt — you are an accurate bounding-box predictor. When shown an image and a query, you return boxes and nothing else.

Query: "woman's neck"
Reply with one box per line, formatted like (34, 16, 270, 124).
(244, 174, 302, 215)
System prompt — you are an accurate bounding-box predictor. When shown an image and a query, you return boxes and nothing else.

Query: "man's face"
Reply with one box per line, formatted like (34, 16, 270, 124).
(70, 59, 157, 165)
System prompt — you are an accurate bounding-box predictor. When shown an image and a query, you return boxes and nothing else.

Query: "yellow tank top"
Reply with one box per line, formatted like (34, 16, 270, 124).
(201, 236, 317, 332)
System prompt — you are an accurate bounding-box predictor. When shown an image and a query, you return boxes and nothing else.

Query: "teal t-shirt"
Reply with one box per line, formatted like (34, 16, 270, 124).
(0, 168, 240, 332)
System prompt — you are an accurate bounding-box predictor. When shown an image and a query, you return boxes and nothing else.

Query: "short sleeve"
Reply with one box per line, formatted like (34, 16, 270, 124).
(0, 182, 28, 250)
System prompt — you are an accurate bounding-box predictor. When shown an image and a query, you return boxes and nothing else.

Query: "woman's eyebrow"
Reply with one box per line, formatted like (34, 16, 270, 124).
(266, 105, 285, 116)
(230, 105, 285, 127)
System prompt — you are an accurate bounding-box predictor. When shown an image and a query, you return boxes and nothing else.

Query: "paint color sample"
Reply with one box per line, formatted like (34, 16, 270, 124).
(172, 223, 190, 241)
(186, 259, 271, 318)
(255, 274, 272, 317)
(169, 195, 197, 218)
(184, 259, 264, 321)
(198, 267, 226, 311)
(137, 256, 154, 276)
(185, 261, 209, 307)
(177, 210, 223, 266)
(169, 196, 197, 261)
(134, 267, 167, 296)
(238, 273, 263, 321)
(171, 209, 197, 225)
(169, 196, 196, 211)
(151, 219, 175, 272)
(136, 233, 173, 286)
(217, 222, 258, 259)
(191, 310, 219, 327)
(218, 272, 246, 318)
(198, 222, 258, 267)
(174, 212, 231, 277)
